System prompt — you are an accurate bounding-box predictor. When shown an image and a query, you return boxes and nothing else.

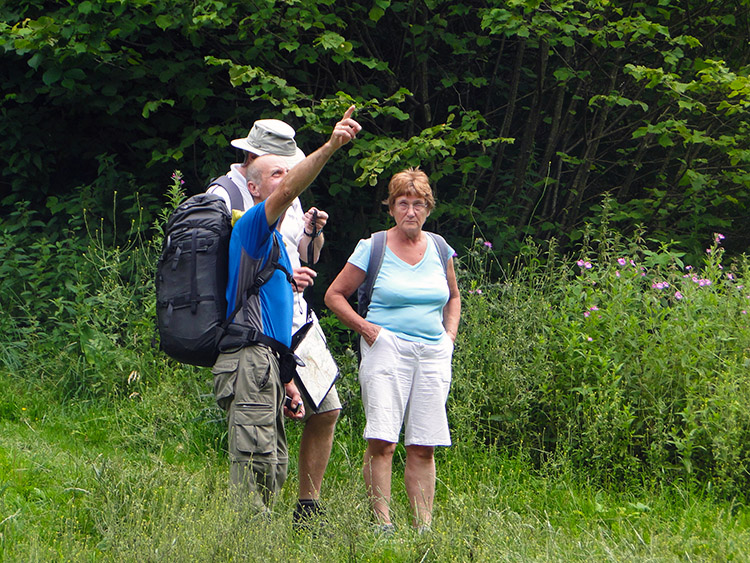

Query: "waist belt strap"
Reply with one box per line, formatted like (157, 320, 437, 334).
(221, 324, 292, 357)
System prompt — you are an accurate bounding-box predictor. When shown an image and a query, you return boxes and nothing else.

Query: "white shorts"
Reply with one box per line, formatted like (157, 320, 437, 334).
(358, 328, 453, 446)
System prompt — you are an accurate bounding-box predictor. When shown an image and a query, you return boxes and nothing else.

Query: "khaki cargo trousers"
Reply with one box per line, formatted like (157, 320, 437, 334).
(212, 344, 288, 509)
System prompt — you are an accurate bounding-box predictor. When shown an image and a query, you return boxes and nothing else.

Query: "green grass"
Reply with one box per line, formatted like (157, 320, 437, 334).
(1, 377, 749, 562)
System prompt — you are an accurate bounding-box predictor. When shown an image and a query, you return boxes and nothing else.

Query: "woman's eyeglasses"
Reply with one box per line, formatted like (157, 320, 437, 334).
(396, 201, 427, 212)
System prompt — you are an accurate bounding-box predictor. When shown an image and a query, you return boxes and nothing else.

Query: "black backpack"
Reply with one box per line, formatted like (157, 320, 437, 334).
(155, 193, 233, 366)
(155, 180, 290, 367)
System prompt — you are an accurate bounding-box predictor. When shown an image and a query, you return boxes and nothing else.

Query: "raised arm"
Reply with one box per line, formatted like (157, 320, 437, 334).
(264, 106, 360, 225)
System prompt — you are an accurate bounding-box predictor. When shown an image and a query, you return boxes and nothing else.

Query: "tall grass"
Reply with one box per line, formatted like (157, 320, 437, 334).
(2, 409, 749, 561)
(1, 188, 749, 560)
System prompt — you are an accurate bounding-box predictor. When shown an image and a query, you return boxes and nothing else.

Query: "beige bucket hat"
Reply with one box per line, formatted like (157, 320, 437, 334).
(231, 119, 306, 168)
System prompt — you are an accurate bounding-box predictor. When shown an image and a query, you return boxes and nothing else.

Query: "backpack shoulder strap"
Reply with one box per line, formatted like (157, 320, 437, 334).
(425, 231, 453, 274)
(223, 234, 294, 324)
(359, 230, 387, 315)
(251, 234, 293, 293)
(208, 175, 245, 212)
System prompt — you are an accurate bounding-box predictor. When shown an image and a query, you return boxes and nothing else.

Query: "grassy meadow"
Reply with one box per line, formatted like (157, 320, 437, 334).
(1, 195, 749, 561)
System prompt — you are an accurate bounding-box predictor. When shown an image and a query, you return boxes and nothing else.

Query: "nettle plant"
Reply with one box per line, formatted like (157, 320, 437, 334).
(452, 225, 750, 495)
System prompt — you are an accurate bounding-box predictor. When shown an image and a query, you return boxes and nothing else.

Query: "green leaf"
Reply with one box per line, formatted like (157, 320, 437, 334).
(28, 53, 42, 70)
(279, 41, 299, 52)
(65, 68, 86, 81)
(369, 6, 385, 21)
(155, 15, 172, 31)
(316, 31, 347, 51)
(476, 155, 493, 169)
(657, 134, 674, 148)
(553, 67, 575, 82)
(42, 67, 62, 86)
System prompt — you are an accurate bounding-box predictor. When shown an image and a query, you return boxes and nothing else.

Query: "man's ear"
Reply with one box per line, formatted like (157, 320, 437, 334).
(247, 180, 261, 199)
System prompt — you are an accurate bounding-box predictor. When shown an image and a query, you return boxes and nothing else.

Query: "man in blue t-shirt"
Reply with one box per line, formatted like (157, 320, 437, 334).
(211, 106, 361, 510)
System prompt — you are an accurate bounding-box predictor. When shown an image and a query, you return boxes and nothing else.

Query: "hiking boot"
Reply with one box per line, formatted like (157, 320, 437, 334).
(372, 523, 395, 538)
(292, 499, 324, 534)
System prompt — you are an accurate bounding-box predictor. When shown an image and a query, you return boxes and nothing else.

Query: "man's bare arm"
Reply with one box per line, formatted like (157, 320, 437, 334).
(265, 106, 360, 225)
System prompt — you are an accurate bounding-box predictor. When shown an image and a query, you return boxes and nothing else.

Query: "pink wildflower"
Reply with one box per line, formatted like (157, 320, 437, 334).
(617, 258, 627, 266)
(674, 291, 683, 300)
(483, 241, 492, 249)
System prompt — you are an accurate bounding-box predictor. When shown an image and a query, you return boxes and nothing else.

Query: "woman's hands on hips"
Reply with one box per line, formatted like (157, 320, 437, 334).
(362, 322, 381, 347)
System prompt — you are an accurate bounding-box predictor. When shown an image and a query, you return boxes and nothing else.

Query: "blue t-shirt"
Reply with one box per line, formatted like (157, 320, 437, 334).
(348, 235, 452, 343)
(225, 201, 294, 347)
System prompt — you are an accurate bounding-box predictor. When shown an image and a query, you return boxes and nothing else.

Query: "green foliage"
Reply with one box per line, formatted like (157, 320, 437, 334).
(2, 0, 748, 276)
(452, 205, 750, 496)
(0, 179, 177, 400)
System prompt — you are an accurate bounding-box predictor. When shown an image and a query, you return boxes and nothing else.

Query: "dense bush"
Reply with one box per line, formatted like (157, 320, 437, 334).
(452, 202, 750, 496)
(0, 188, 171, 402)
(2, 0, 749, 270)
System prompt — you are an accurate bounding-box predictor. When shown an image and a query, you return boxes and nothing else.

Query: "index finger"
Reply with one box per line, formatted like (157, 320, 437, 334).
(342, 104, 355, 120)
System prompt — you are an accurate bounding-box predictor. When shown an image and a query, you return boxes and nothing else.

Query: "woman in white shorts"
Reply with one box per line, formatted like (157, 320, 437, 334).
(325, 168, 461, 532)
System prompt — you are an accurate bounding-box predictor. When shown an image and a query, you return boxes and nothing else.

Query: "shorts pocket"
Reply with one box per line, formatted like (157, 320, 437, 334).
(233, 403, 275, 456)
(360, 327, 388, 363)
(443, 333, 455, 353)
(212, 357, 239, 410)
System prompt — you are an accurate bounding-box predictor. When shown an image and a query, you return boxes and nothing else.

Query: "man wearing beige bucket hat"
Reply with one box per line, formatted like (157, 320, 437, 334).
(208, 118, 343, 525)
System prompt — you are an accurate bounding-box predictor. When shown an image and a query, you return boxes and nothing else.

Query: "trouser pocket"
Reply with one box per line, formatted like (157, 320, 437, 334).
(212, 356, 240, 411)
(230, 403, 276, 459)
